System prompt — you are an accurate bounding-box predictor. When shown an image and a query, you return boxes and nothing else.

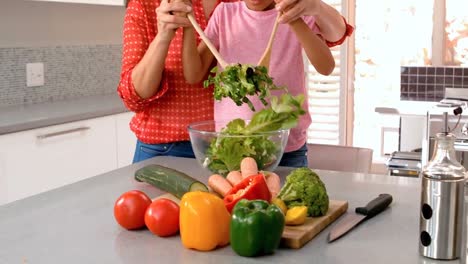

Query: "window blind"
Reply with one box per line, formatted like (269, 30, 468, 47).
(305, 6, 345, 146)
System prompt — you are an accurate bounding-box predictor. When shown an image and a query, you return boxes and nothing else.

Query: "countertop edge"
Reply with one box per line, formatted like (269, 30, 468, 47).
(0, 94, 130, 135)
(374, 101, 437, 116)
(0, 108, 129, 135)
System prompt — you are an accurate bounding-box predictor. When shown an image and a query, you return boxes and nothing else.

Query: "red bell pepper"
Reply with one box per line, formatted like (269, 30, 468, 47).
(223, 174, 272, 213)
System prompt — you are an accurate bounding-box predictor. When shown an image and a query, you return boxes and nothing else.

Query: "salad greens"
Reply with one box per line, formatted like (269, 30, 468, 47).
(203, 64, 282, 111)
(205, 94, 306, 176)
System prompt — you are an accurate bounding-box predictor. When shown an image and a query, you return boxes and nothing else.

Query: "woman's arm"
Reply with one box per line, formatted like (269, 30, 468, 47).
(275, 0, 349, 44)
(309, 2, 346, 43)
(182, 20, 215, 84)
(131, 35, 173, 99)
(289, 19, 335, 75)
(130, 0, 192, 99)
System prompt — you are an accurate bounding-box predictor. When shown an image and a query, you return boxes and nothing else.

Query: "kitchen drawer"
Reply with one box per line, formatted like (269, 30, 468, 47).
(0, 115, 117, 204)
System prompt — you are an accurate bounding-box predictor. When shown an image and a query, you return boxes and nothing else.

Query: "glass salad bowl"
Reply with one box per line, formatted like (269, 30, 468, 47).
(188, 120, 289, 176)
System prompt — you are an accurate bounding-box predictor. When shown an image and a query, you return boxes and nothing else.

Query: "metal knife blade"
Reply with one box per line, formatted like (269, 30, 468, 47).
(328, 193, 393, 243)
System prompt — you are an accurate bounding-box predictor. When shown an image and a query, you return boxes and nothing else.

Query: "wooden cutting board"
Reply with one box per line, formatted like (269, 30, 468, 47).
(154, 193, 348, 249)
(281, 199, 348, 249)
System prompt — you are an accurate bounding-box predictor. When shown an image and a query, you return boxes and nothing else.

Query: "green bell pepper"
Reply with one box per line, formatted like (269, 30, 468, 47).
(230, 199, 285, 257)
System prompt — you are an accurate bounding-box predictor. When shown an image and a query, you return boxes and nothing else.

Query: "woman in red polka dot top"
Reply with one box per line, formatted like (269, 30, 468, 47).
(117, 0, 353, 163)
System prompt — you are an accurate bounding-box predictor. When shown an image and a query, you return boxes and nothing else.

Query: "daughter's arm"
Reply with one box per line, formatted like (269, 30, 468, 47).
(182, 24, 215, 84)
(289, 19, 335, 76)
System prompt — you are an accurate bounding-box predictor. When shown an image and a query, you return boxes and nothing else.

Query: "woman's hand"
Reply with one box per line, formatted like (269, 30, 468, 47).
(275, 0, 323, 24)
(156, 0, 193, 42)
(275, 0, 347, 43)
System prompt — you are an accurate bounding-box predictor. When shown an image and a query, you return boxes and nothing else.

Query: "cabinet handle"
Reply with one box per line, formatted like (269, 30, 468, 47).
(37, 126, 91, 139)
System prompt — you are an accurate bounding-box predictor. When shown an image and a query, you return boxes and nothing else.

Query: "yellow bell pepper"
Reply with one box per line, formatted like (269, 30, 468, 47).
(272, 198, 288, 215)
(285, 206, 308, 226)
(179, 191, 231, 251)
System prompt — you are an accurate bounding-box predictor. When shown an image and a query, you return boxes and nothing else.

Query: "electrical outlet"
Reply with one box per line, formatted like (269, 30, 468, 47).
(26, 62, 44, 87)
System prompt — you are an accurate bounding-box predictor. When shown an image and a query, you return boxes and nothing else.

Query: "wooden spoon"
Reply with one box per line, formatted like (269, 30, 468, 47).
(257, 12, 281, 69)
(186, 13, 229, 69)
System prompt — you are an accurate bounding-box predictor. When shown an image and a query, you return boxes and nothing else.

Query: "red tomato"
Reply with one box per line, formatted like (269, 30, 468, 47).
(114, 190, 152, 230)
(145, 198, 180, 237)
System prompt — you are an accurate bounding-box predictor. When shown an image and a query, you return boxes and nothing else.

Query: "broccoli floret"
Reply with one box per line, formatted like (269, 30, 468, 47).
(277, 167, 329, 217)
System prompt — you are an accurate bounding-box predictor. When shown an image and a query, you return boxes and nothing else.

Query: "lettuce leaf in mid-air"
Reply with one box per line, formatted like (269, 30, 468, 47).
(203, 64, 283, 111)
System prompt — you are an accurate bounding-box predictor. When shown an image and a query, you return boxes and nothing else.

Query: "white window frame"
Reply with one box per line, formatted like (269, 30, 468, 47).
(305, 0, 353, 146)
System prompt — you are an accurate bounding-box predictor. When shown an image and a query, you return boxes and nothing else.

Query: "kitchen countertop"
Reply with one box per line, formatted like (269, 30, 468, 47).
(375, 100, 438, 116)
(0, 93, 129, 135)
(0, 156, 461, 264)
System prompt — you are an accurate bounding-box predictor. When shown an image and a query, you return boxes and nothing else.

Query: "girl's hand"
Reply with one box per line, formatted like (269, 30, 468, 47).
(275, 0, 322, 24)
(156, 0, 193, 42)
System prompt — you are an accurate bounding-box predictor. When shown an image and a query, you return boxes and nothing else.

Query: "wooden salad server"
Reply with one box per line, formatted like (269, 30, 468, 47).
(186, 13, 229, 69)
(257, 12, 281, 70)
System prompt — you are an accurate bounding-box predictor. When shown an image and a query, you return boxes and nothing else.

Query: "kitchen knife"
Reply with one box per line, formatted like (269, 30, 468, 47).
(327, 193, 393, 243)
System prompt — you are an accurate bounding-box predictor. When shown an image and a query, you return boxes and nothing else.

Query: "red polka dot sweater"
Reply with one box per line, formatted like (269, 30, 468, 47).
(117, 0, 231, 144)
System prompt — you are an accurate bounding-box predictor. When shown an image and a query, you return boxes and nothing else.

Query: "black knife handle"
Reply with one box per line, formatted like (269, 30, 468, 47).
(355, 193, 393, 219)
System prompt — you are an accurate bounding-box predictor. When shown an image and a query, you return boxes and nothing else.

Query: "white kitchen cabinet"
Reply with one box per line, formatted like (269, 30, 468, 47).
(375, 103, 433, 163)
(0, 152, 7, 205)
(31, 0, 126, 6)
(0, 115, 117, 204)
(399, 115, 426, 152)
(115, 112, 137, 168)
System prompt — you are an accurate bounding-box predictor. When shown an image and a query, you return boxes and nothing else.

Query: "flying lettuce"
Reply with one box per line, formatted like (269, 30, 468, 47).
(203, 64, 283, 111)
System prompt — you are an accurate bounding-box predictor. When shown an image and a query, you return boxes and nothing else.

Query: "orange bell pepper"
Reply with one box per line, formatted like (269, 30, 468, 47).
(179, 191, 231, 251)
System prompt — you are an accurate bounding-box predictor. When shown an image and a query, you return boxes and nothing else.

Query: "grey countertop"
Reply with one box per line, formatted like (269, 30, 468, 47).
(0, 156, 461, 264)
(374, 101, 437, 116)
(0, 93, 129, 135)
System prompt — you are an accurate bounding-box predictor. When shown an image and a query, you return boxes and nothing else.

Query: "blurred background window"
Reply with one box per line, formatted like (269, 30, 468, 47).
(306, 0, 467, 166)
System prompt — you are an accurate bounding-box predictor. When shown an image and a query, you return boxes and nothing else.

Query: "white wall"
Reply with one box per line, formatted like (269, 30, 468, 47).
(0, 0, 126, 47)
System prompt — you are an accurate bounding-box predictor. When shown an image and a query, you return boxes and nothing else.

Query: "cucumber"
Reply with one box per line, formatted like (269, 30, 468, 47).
(134, 164, 208, 199)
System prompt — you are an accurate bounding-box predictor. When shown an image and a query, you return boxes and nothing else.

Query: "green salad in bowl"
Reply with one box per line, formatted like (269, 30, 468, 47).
(188, 94, 305, 176)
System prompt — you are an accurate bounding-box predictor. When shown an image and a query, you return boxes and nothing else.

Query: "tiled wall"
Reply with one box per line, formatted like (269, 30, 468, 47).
(0, 45, 122, 107)
(400, 66, 468, 101)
